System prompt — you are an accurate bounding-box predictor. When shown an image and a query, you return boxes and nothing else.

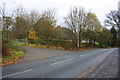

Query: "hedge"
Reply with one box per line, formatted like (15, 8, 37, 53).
(28, 39, 74, 49)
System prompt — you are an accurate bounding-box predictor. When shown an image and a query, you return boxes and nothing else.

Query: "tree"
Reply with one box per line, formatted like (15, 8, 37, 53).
(64, 7, 86, 48)
(11, 7, 30, 40)
(97, 28, 112, 47)
(110, 26, 117, 47)
(54, 26, 66, 39)
(2, 16, 12, 40)
(54, 26, 72, 40)
(0, 3, 13, 41)
(12, 16, 29, 39)
(28, 28, 38, 39)
(34, 9, 56, 39)
(105, 10, 120, 28)
(84, 12, 102, 47)
(105, 10, 120, 47)
(24, 10, 40, 29)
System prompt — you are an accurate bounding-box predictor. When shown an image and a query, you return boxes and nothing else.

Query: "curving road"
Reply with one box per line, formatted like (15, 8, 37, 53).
(2, 48, 117, 78)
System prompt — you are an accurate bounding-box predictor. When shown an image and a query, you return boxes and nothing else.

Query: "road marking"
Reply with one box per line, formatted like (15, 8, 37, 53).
(80, 55, 84, 57)
(51, 61, 64, 65)
(80, 53, 90, 57)
(41, 77, 45, 78)
(51, 58, 74, 65)
(2, 69, 32, 78)
(65, 58, 74, 61)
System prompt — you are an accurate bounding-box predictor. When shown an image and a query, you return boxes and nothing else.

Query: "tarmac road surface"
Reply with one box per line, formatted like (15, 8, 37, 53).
(2, 48, 117, 78)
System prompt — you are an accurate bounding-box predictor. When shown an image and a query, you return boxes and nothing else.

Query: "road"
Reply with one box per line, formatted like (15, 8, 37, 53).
(2, 48, 117, 78)
(22, 46, 75, 61)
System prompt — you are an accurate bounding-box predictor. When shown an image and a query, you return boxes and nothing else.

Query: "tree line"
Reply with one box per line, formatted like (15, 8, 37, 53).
(0, 4, 118, 49)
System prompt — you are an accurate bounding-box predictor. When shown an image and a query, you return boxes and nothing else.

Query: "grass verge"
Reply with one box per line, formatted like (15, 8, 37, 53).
(1, 40, 25, 66)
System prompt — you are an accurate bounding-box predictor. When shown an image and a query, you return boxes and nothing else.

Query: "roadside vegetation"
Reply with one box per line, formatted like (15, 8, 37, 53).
(0, 2, 119, 66)
(2, 40, 25, 66)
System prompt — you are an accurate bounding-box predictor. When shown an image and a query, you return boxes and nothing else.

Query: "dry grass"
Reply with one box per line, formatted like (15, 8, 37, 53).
(71, 47, 109, 52)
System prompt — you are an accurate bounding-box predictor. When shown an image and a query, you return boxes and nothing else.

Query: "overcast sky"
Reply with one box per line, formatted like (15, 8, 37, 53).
(0, 0, 120, 26)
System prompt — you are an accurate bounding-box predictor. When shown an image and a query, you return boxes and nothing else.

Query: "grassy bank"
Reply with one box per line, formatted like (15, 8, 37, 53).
(2, 40, 25, 66)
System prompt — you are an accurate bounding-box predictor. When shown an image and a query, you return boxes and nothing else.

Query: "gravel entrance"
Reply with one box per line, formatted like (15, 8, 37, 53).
(21, 46, 76, 62)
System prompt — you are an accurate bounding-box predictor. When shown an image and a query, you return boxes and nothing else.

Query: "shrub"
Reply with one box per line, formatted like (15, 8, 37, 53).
(8, 40, 20, 51)
(2, 39, 24, 57)
(2, 42, 12, 57)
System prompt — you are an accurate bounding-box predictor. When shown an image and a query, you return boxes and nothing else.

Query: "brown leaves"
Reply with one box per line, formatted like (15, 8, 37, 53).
(1, 57, 19, 66)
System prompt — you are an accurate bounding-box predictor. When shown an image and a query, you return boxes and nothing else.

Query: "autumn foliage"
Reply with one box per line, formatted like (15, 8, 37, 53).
(28, 28, 38, 39)
(2, 42, 11, 57)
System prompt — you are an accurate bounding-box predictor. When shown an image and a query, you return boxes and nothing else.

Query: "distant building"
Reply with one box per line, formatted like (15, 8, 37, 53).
(81, 40, 89, 43)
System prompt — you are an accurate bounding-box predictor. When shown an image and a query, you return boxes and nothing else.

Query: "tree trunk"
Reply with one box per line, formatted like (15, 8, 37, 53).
(93, 38, 96, 47)
(77, 32, 79, 48)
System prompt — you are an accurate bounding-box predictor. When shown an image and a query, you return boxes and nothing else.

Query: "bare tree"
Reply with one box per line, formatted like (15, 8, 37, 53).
(105, 10, 120, 28)
(64, 7, 86, 48)
(34, 9, 56, 39)
(0, 3, 13, 40)
(0, 3, 6, 18)
(105, 10, 120, 47)
(0, 3, 6, 30)
(14, 6, 25, 18)
(12, 6, 28, 40)
(24, 10, 40, 28)
(41, 9, 56, 26)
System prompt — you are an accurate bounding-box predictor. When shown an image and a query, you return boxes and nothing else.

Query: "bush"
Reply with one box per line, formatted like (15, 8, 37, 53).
(2, 42, 13, 57)
(2, 39, 24, 57)
(8, 40, 21, 51)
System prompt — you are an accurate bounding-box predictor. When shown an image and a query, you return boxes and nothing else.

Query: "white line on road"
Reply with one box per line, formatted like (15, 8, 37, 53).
(51, 61, 64, 65)
(2, 69, 32, 78)
(51, 58, 74, 65)
(65, 58, 74, 61)
(80, 53, 90, 57)
(80, 55, 84, 57)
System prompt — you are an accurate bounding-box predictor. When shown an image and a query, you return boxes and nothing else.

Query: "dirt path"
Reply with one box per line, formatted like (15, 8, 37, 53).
(21, 46, 76, 62)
